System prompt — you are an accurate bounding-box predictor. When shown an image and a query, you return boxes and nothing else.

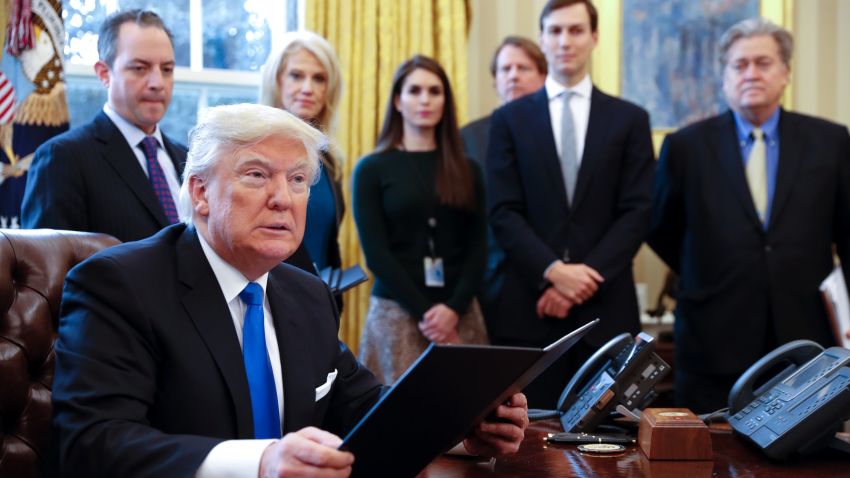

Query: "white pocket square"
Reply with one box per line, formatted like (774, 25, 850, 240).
(315, 369, 338, 401)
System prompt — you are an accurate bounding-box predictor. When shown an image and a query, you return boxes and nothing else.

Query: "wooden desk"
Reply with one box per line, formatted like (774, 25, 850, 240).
(419, 420, 849, 477)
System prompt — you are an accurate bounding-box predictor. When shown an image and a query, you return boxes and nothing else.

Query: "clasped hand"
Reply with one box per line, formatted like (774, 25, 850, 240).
(545, 262, 603, 304)
(419, 303, 460, 343)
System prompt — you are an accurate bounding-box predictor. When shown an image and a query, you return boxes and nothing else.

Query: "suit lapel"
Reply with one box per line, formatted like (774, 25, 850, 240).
(713, 111, 763, 228)
(768, 110, 803, 228)
(528, 89, 570, 208)
(177, 227, 255, 439)
(571, 87, 607, 210)
(92, 111, 169, 227)
(267, 270, 316, 433)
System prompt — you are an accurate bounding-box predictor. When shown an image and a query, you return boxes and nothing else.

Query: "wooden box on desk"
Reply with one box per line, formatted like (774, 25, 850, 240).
(638, 408, 713, 460)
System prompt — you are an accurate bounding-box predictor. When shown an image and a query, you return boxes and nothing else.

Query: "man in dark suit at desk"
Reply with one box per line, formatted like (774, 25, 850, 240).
(648, 18, 850, 413)
(22, 9, 185, 242)
(487, 0, 654, 407)
(461, 36, 546, 332)
(52, 103, 529, 477)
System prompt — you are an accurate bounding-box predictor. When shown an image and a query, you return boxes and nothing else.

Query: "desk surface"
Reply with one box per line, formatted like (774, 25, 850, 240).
(419, 420, 849, 478)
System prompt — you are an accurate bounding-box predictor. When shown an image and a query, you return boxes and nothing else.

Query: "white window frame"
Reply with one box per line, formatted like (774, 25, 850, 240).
(63, 0, 304, 111)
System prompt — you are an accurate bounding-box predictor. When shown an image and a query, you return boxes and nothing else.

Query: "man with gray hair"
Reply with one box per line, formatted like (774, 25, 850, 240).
(52, 103, 528, 477)
(649, 17, 850, 413)
(23, 9, 186, 242)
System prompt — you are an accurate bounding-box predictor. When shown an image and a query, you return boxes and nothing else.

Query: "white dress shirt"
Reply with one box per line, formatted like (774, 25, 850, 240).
(102, 104, 181, 202)
(194, 232, 284, 478)
(542, 73, 593, 279)
(546, 73, 592, 167)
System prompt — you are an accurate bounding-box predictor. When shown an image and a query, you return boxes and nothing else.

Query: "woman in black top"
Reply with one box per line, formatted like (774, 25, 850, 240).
(353, 55, 488, 384)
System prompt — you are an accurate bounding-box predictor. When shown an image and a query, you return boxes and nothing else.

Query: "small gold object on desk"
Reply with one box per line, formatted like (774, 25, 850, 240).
(638, 408, 713, 460)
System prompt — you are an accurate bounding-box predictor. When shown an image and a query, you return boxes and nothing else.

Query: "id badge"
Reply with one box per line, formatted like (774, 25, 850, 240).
(424, 257, 445, 287)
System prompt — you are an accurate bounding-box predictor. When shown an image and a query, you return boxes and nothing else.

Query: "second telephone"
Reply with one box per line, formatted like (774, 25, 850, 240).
(727, 340, 850, 460)
(556, 331, 670, 432)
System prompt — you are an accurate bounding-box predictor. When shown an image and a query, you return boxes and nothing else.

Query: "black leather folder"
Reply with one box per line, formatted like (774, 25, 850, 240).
(340, 319, 599, 478)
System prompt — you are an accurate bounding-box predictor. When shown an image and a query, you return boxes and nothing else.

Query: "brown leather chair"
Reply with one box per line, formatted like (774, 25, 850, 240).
(0, 229, 119, 478)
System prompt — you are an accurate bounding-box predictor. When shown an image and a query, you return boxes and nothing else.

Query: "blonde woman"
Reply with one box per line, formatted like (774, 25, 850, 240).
(260, 31, 345, 286)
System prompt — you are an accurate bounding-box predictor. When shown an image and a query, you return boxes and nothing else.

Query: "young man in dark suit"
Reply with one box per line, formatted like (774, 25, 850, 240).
(52, 103, 529, 477)
(486, 0, 655, 408)
(22, 9, 185, 242)
(649, 17, 850, 413)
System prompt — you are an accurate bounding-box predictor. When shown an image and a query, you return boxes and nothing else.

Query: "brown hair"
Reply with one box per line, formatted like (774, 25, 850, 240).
(489, 36, 548, 78)
(539, 0, 598, 32)
(98, 9, 173, 67)
(375, 55, 474, 210)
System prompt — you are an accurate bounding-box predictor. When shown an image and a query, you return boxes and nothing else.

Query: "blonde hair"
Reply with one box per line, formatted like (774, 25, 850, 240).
(259, 31, 343, 180)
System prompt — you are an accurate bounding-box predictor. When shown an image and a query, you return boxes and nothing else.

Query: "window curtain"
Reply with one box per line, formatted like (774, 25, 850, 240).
(306, 0, 469, 352)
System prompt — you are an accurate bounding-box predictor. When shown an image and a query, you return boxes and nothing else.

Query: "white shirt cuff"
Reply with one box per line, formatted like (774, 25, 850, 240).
(446, 441, 475, 456)
(195, 439, 277, 478)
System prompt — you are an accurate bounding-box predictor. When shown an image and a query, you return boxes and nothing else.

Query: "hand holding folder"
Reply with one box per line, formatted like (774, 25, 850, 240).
(820, 266, 850, 348)
(340, 319, 599, 477)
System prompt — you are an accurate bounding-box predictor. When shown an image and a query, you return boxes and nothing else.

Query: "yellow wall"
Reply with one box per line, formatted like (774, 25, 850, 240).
(465, 0, 850, 307)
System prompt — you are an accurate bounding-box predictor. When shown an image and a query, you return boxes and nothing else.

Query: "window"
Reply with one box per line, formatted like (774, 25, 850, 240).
(63, 0, 301, 143)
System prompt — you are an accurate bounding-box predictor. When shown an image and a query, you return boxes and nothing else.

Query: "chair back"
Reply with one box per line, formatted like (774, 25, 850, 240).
(0, 229, 119, 478)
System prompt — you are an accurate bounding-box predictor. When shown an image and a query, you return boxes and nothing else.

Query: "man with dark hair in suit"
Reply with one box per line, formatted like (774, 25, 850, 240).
(52, 103, 529, 477)
(486, 0, 654, 408)
(460, 36, 546, 330)
(22, 9, 183, 242)
(649, 17, 850, 413)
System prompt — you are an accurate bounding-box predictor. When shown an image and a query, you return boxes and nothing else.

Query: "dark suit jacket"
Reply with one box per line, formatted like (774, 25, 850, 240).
(486, 86, 654, 346)
(648, 110, 850, 375)
(22, 111, 187, 242)
(461, 114, 506, 320)
(52, 224, 383, 477)
(461, 115, 491, 166)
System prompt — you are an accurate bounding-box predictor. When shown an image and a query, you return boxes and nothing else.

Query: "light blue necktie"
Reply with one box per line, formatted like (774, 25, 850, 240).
(560, 90, 578, 205)
(239, 282, 281, 439)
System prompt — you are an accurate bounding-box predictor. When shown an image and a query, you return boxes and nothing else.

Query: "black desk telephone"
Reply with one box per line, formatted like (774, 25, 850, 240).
(554, 331, 670, 432)
(727, 340, 850, 460)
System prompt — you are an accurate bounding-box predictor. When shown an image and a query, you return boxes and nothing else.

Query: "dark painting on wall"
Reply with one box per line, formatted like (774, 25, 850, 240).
(621, 0, 759, 129)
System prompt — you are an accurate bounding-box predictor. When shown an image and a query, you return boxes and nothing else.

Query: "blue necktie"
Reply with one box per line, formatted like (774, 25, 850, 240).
(239, 282, 281, 439)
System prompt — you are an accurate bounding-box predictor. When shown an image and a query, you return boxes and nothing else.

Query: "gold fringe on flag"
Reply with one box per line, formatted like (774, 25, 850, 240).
(14, 80, 67, 126)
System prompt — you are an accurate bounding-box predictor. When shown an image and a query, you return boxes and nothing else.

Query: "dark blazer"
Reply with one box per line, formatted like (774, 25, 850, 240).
(52, 224, 383, 477)
(22, 111, 187, 242)
(326, 156, 346, 271)
(486, 86, 654, 346)
(461, 114, 491, 166)
(648, 110, 850, 375)
(461, 114, 507, 323)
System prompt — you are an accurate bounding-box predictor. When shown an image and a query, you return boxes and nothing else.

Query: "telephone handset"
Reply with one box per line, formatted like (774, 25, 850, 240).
(556, 331, 670, 432)
(727, 340, 850, 459)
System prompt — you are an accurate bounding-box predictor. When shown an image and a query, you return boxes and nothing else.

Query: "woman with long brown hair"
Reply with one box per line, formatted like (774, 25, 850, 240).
(353, 55, 488, 384)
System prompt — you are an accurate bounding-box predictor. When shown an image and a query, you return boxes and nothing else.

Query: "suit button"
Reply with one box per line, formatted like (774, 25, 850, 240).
(764, 245, 772, 252)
